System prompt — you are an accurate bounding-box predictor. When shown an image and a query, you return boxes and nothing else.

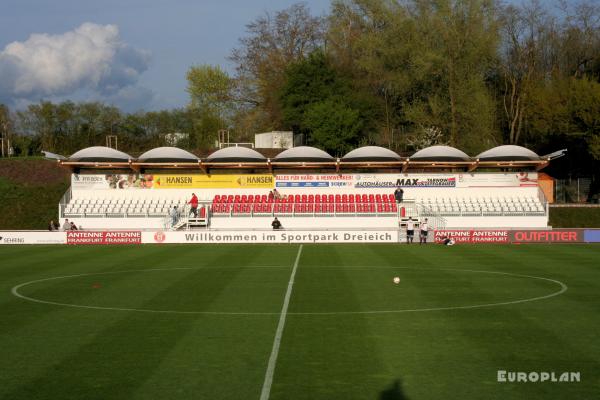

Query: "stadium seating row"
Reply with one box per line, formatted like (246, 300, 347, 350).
(62, 192, 545, 218)
(212, 203, 399, 214)
(212, 193, 396, 204)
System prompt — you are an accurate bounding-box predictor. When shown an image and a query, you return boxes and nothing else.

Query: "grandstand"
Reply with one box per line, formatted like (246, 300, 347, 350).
(57, 144, 563, 231)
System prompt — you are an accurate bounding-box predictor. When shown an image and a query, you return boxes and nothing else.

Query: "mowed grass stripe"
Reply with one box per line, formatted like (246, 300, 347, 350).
(0, 244, 599, 399)
(270, 245, 388, 399)
(0, 245, 296, 400)
(269, 244, 600, 400)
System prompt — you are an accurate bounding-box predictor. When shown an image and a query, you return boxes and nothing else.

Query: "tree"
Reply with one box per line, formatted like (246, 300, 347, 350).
(279, 50, 377, 148)
(229, 3, 325, 129)
(326, 0, 501, 154)
(186, 65, 234, 119)
(304, 100, 364, 155)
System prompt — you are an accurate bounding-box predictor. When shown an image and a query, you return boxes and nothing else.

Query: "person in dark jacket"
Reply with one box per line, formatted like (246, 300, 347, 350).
(394, 187, 404, 203)
(271, 217, 282, 230)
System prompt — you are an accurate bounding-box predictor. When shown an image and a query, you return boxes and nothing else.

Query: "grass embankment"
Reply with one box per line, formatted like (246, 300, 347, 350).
(0, 158, 69, 230)
(549, 206, 600, 228)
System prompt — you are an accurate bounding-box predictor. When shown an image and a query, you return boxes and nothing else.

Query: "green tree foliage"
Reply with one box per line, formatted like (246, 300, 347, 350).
(528, 77, 600, 159)
(304, 100, 364, 155)
(229, 3, 325, 130)
(185, 64, 242, 147)
(280, 51, 376, 152)
(327, 0, 501, 154)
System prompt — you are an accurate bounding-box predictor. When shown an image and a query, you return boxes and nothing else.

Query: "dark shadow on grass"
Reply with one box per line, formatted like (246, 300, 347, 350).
(379, 379, 410, 400)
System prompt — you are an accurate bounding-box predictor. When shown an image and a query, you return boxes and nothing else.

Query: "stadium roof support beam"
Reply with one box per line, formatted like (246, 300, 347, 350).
(58, 157, 552, 172)
(199, 160, 207, 174)
(402, 160, 409, 173)
(468, 159, 479, 172)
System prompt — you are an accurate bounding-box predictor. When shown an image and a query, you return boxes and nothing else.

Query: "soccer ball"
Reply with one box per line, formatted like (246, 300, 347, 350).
(393, 277, 400, 284)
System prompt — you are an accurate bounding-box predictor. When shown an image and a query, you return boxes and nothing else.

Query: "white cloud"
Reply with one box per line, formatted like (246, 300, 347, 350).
(0, 22, 151, 106)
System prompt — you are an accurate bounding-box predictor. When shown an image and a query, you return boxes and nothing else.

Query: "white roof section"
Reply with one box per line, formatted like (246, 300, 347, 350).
(69, 146, 131, 162)
(342, 146, 402, 161)
(138, 147, 198, 162)
(477, 145, 539, 161)
(411, 145, 470, 161)
(274, 146, 334, 162)
(207, 147, 266, 162)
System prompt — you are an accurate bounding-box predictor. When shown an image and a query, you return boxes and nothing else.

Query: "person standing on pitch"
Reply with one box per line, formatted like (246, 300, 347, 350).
(419, 218, 429, 245)
(406, 216, 415, 244)
(188, 193, 198, 218)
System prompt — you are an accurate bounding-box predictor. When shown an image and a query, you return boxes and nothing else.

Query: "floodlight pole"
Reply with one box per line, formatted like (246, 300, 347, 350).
(106, 135, 118, 150)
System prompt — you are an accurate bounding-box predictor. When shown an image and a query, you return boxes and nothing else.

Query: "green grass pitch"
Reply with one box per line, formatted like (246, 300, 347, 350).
(0, 244, 599, 399)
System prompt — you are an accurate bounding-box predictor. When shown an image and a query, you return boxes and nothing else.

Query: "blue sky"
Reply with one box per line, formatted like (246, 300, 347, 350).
(0, 0, 330, 112)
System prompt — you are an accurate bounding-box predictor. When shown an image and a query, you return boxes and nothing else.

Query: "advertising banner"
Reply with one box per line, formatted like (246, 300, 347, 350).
(0, 232, 66, 245)
(273, 173, 538, 190)
(434, 229, 591, 244)
(73, 172, 538, 191)
(510, 229, 583, 243)
(584, 229, 600, 243)
(153, 174, 274, 189)
(144, 230, 399, 244)
(66, 231, 142, 245)
(72, 174, 274, 190)
(275, 174, 353, 188)
(434, 230, 510, 244)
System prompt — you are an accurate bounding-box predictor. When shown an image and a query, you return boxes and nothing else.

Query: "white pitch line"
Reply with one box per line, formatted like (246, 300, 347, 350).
(259, 244, 303, 400)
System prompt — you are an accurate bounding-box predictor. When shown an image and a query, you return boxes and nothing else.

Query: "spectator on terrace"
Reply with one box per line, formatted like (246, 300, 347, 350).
(62, 219, 71, 231)
(170, 206, 179, 226)
(268, 190, 275, 201)
(188, 193, 199, 218)
(394, 187, 404, 203)
(273, 188, 282, 200)
(271, 217, 282, 230)
(48, 220, 56, 231)
(70, 222, 78, 231)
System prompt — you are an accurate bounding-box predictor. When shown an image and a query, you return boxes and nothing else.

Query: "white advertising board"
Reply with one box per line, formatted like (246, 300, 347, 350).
(143, 230, 399, 244)
(0, 232, 66, 245)
(72, 172, 539, 191)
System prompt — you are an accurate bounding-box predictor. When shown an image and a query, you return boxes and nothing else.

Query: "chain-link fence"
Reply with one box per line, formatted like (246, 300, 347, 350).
(554, 177, 599, 203)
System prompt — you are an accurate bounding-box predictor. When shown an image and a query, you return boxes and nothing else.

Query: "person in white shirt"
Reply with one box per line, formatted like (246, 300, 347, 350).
(406, 217, 415, 244)
(419, 218, 429, 245)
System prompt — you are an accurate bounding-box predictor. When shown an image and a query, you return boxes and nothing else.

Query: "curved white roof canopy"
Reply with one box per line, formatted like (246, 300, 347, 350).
(477, 145, 540, 161)
(411, 145, 470, 161)
(138, 147, 198, 163)
(274, 146, 334, 162)
(69, 146, 131, 162)
(342, 146, 402, 162)
(206, 147, 266, 162)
